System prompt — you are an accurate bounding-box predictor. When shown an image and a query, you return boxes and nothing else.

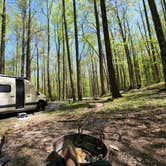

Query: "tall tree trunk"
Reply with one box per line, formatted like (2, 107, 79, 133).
(138, 11, 152, 58)
(161, 0, 166, 21)
(131, 42, 141, 87)
(88, 70, 92, 97)
(95, 60, 99, 96)
(127, 20, 141, 87)
(47, 17, 52, 99)
(66, 68, 68, 99)
(120, 65, 126, 90)
(93, 0, 106, 96)
(44, 0, 53, 99)
(139, 42, 151, 85)
(148, 0, 166, 87)
(62, 23, 66, 100)
(137, 22, 152, 83)
(114, 56, 120, 88)
(73, 0, 82, 100)
(21, 7, 26, 77)
(62, 0, 76, 101)
(160, 0, 166, 23)
(139, 7, 157, 82)
(43, 52, 46, 95)
(116, 9, 134, 88)
(121, 64, 127, 90)
(110, 31, 120, 88)
(36, 42, 39, 90)
(57, 33, 61, 100)
(16, 34, 19, 76)
(143, 0, 160, 82)
(163, 0, 166, 9)
(82, 72, 85, 97)
(100, 0, 121, 99)
(54, 23, 61, 100)
(90, 55, 96, 97)
(0, 0, 6, 74)
(26, 0, 31, 80)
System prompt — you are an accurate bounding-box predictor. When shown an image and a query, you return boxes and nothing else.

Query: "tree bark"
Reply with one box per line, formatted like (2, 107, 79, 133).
(26, 0, 31, 80)
(127, 20, 141, 88)
(121, 64, 127, 90)
(137, 22, 152, 83)
(57, 30, 61, 100)
(21, 5, 26, 77)
(46, 0, 52, 100)
(139, 6, 158, 83)
(139, 41, 151, 85)
(161, 0, 166, 12)
(100, 0, 121, 99)
(110, 31, 120, 88)
(93, 0, 106, 96)
(160, 0, 166, 23)
(62, 23, 66, 100)
(143, 0, 160, 83)
(0, 0, 6, 74)
(73, 0, 82, 100)
(62, 0, 76, 101)
(36, 42, 39, 90)
(95, 60, 99, 96)
(163, 0, 166, 9)
(116, 9, 134, 88)
(91, 57, 95, 97)
(47, 16, 52, 99)
(16, 33, 19, 76)
(43, 50, 46, 94)
(148, 0, 166, 87)
(139, 10, 152, 58)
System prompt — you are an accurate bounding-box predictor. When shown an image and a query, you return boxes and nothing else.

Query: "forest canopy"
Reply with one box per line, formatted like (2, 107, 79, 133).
(0, 0, 166, 101)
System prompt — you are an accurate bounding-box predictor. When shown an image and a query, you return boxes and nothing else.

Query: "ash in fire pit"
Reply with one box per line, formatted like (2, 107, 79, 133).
(46, 133, 111, 166)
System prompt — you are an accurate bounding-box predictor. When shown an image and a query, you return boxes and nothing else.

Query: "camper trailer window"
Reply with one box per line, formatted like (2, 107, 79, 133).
(0, 84, 11, 93)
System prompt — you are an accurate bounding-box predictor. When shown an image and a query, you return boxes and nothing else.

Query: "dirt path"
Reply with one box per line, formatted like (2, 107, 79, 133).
(0, 95, 166, 166)
(56, 103, 166, 166)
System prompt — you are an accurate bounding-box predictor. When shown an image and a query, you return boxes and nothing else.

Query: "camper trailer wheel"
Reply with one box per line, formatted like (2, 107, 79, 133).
(37, 101, 45, 111)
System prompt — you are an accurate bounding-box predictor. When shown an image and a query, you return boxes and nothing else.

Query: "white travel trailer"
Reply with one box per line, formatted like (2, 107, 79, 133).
(0, 75, 47, 114)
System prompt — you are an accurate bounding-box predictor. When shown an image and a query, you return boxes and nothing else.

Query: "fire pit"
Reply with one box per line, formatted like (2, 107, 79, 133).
(53, 133, 111, 165)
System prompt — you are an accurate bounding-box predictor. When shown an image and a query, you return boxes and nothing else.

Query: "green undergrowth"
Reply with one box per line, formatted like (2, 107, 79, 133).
(96, 82, 166, 116)
(46, 100, 90, 117)
(60, 101, 89, 111)
(46, 82, 166, 120)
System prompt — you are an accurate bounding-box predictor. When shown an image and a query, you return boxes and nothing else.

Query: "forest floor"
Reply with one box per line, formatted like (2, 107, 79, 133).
(0, 83, 166, 166)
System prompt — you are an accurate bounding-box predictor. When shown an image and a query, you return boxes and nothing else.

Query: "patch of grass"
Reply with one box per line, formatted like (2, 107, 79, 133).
(46, 101, 90, 119)
(143, 82, 165, 91)
(47, 100, 99, 115)
(59, 101, 89, 111)
(100, 83, 166, 116)
(46, 82, 166, 119)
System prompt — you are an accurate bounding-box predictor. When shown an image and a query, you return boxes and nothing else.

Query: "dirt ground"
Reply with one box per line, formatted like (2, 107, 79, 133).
(0, 84, 166, 166)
